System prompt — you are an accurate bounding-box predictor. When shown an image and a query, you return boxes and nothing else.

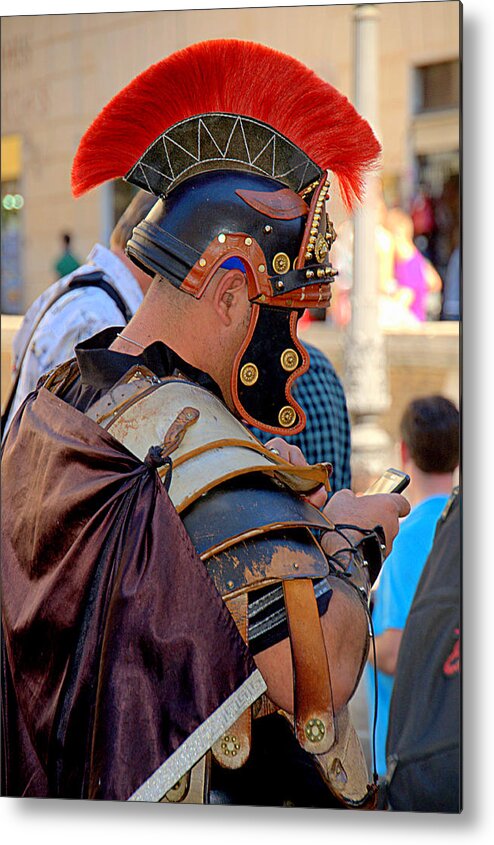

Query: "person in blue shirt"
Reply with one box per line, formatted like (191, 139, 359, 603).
(366, 395, 459, 777)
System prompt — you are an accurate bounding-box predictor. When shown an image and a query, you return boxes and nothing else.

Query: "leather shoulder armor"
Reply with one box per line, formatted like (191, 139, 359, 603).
(86, 370, 375, 809)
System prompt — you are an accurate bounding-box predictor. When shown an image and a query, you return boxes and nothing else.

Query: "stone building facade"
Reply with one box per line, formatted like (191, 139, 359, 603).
(2, 2, 460, 312)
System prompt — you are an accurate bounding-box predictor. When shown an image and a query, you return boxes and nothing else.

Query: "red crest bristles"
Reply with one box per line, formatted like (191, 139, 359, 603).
(72, 39, 381, 209)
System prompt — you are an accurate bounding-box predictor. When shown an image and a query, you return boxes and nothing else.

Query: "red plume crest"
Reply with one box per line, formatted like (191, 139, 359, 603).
(72, 39, 381, 209)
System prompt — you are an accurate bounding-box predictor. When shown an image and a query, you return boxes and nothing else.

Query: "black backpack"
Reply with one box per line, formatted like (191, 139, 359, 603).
(385, 487, 461, 813)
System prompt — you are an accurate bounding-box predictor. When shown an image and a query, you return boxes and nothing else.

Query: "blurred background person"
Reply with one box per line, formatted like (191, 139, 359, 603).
(386, 207, 443, 323)
(365, 394, 459, 777)
(410, 181, 435, 261)
(2, 190, 155, 438)
(53, 232, 81, 280)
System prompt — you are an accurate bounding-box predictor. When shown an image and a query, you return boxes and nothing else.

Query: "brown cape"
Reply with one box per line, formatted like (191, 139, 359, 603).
(1, 387, 261, 800)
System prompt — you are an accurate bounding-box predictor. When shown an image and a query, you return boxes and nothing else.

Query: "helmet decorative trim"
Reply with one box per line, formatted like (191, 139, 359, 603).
(125, 113, 324, 198)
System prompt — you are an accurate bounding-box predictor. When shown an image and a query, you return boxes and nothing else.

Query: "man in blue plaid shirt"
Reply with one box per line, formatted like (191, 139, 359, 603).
(250, 342, 351, 493)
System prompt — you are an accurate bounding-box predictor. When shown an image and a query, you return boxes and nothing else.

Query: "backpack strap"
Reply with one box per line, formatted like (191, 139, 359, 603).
(66, 271, 133, 322)
(1, 270, 132, 432)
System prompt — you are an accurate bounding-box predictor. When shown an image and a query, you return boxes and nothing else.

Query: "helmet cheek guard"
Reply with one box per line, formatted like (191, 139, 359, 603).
(232, 304, 310, 435)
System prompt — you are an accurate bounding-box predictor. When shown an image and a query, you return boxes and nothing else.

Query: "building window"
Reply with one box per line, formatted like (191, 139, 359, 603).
(414, 61, 460, 113)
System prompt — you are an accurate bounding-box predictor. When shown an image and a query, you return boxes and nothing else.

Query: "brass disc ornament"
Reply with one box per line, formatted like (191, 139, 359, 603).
(272, 252, 291, 275)
(280, 348, 299, 372)
(278, 406, 297, 428)
(240, 363, 259, 386)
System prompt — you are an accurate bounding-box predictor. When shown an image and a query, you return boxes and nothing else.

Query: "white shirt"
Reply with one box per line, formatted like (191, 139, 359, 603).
(4, 244, 144, 436)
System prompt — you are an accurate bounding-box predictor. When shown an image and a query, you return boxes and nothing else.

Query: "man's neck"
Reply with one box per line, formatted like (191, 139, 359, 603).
(111, 248, 153, 295)
(405, 466, 454, 509)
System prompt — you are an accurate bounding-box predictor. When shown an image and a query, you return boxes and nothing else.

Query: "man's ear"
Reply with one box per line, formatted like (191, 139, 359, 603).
(400, 440, 409, 469)
(212, 269, 247, 326)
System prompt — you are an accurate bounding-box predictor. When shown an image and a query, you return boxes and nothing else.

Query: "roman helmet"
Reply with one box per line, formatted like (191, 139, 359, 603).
(72, 39, 380, 435)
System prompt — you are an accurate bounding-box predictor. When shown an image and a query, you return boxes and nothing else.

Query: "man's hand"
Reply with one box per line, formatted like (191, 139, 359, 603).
(264, 437, 328, 509)
(321, 488, 410, 557)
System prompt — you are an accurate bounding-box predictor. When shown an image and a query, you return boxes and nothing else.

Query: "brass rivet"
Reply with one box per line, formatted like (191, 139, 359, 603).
(293, 562, 299, 570)
(218, 233, 226, 243)
(226, 580, 234, 590)
(305, 718, 326, 743)
(309, 236, 316, 245)
(281, 348, 299, 372)
(306, 270, 314, 279)
(245, 237, 252, 246)
(276, 279, 285, 290)
(258, 264, 266, 273)
(331, 757, 347, 784)
(317, 268, 326, 279)
(240, 362, 259, 386)
(272, 252, 290, 275)
(199, 258, 207, 267)
(278, 406, 297, 428)
(305, 252, 312, 261)
(264, 225, 273, 233)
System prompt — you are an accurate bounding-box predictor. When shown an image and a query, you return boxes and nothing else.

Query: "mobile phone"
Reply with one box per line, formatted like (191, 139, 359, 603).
(364, 468, 410, 496)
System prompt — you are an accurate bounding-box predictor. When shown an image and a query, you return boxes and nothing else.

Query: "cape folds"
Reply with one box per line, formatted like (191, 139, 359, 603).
(71, 39, 381, 209)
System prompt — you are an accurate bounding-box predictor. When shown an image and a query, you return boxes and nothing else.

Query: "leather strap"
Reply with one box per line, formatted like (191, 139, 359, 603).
(160, 406, 200, 457)
(170, 436, 331, 492)
(212, 593, 252, 769)
(313, 706, 378, 810)
(283, 578, 335, 754)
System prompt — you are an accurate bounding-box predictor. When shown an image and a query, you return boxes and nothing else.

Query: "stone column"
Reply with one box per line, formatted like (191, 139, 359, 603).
(344, 3, 392, 491)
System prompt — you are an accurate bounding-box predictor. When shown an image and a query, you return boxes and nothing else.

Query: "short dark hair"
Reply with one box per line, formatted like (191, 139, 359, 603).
(400, 395, 459, 474)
